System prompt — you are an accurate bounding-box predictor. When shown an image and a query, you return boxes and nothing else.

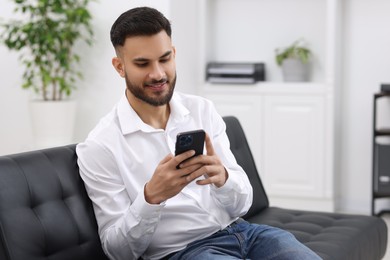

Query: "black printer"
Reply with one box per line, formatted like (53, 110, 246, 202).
(206, 62, 265, 84)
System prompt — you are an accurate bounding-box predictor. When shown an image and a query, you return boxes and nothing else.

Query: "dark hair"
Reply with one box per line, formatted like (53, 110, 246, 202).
(110, 7, 172, 47)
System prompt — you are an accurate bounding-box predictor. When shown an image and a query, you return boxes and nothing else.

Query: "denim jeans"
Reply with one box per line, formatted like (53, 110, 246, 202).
(168, 219, 321, 260)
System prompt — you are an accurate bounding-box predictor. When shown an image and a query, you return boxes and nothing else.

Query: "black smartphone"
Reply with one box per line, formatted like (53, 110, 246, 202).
(175, 129, 205, 158)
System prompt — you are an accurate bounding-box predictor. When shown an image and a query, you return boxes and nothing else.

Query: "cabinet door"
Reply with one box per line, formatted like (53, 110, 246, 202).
(263, 95, 326, 198)
(205, 94, 262, 171)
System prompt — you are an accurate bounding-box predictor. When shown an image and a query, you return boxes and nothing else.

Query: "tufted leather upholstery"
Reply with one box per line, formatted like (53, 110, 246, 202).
(224, 116, 388, 260)
(247, 207, 387, 260)
(0, 117, 387, 260)
(0, 145, 107, 260)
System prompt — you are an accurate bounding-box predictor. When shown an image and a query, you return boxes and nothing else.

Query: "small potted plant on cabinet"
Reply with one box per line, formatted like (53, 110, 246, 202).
(0, 0, 94, 148)
(275, 39, 312, 82)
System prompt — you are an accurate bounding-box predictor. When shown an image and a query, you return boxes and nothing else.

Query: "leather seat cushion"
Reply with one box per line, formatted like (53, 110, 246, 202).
(246, 207, 387, 260)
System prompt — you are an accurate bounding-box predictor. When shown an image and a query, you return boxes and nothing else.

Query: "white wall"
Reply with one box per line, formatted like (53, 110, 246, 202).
(0, 2, 33, 154)
(0, 0, 170, 155)
(1, 0, 390, 214)
(338, 0, 390, 213)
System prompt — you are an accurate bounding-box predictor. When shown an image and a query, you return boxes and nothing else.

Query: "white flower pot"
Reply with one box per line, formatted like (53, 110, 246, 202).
(30, 100, 77, 149)
(281, 58, 310, 82)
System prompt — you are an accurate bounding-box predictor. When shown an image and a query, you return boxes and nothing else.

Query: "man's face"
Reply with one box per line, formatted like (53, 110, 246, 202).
(113, 31, 176, 107)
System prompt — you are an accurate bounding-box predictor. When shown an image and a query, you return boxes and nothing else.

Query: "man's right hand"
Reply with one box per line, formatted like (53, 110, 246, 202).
(144, 150, 204, 204)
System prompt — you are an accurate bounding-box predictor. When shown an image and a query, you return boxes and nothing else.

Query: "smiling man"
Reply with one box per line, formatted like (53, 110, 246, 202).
(76, 7, 321, 260)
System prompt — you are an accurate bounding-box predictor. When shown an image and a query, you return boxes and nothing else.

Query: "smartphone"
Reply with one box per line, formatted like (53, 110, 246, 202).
(175, 130, 205, 159)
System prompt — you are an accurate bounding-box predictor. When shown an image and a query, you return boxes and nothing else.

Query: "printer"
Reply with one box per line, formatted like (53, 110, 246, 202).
(206, 62, 265, 84)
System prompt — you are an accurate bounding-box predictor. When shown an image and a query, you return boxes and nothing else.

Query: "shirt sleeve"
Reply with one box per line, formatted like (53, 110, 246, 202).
(76, 141, 163, 260)
(208, 106, 254, 218)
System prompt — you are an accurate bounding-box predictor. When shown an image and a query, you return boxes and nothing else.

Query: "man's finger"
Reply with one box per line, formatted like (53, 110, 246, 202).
(159, 154, 174, 165)
(173, 150, 196, 166)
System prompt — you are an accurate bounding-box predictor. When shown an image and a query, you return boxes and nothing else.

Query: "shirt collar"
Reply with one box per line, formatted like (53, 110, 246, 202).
(117, 92, 190, 135)
(169, 92, 190, 124)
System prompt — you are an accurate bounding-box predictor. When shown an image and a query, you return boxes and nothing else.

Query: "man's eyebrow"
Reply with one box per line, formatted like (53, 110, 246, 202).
(133, 50, 172, 62)
(160, 50, 172, 59)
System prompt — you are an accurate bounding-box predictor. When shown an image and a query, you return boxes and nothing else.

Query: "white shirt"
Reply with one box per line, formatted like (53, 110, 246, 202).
(76, 92, 253, 260)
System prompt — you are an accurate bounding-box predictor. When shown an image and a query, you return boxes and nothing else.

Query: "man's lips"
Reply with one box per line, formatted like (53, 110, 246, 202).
(145, 81, 168, 91)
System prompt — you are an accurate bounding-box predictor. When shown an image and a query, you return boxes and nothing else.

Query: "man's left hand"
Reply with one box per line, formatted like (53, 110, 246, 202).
(178, 133, 228, 188)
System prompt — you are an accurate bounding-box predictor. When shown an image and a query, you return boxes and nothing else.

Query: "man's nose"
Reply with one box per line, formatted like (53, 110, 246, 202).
(149, 63, 165, 80)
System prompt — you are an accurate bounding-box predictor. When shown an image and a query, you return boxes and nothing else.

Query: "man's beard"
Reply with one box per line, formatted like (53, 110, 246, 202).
(125, 72, 176, 107)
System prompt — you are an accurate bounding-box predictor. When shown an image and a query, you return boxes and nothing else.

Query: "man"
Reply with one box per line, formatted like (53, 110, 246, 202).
(76, 7, 321, 260)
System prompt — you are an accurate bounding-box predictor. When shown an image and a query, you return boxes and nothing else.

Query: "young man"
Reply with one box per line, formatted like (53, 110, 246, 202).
(76, 7, 321, 260)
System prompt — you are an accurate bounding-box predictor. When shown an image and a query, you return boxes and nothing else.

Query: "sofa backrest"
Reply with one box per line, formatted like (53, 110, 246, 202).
(223, 116, 269, 219)
(0, 145, 107, 260)
(0, 116, 267, 260)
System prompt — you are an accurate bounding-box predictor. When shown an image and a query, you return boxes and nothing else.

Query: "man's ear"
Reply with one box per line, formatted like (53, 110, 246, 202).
(112, 57, 125, 78)
(172, 46, 176, 57)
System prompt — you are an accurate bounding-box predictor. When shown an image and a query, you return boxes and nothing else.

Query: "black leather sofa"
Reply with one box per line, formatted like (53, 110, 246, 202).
(224, 116, 387, 260)
(0, 116, 387, 260)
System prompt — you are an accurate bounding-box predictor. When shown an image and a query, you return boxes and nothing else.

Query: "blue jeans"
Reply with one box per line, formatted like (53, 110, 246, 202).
(169, 219, 321, 260)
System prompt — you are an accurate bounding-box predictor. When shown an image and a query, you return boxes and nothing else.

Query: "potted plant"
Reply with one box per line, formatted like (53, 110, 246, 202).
(0, 0, 94, 148)
(275, 39, 311, 82)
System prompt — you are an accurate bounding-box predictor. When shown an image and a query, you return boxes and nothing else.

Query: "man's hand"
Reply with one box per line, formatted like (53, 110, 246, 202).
(178, 133, 228, 188)
(144, 133, 228, 204)
(144, 150, 203, 204)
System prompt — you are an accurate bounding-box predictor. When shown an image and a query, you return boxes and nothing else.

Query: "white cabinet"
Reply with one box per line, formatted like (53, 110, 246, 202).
(170, 0, 340, 211)
(204, 83, 335, 211)
(205, 93, 262, 168)
(263, 95, 326, 198)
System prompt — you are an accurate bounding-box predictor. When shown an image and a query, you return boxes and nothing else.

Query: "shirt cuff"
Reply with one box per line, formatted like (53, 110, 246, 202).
(211, 169, 237, 193)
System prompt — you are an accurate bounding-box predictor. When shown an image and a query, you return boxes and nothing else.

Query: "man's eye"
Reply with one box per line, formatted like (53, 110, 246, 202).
(136, 63, 148, 67)
(160, 56, 171, 63)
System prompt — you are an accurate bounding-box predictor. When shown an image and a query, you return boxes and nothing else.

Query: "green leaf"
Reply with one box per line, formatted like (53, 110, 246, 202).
(0, 0, 94, 100)
(275, 39, 312, 66)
